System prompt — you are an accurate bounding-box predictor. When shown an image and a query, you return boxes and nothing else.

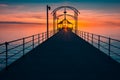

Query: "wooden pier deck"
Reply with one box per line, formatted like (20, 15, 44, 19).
(0, 30, 120, 80)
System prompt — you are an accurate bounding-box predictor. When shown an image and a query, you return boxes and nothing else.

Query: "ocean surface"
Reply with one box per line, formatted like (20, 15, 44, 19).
(0, 24, 120, 44)
(0, 24, 120, 70)
(0, 24, 53, 43)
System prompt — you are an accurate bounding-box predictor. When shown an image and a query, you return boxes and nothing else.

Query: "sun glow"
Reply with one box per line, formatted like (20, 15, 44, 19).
(0, 3, 120, 43)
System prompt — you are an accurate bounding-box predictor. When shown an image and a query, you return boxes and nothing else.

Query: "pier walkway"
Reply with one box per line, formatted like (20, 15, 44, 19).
(0, 30, 120, 80)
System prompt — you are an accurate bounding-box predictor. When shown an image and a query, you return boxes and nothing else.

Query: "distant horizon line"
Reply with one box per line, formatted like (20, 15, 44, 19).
(0, 21, 46, 25)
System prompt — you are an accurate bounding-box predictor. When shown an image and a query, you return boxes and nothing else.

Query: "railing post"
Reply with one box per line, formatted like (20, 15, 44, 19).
(46, 32, 47, 39)
(108, 37, 111, 56)
(87, 33, 89, 42)
(79, 31, 81, 37)
(80, 31, 81, 37)
(82, 32, 84, 39)
(32, 35, 34, 49)
(84, 32, 86, 40)
(81, 31, 82, 37)
(50, 31, 51, 37)
(45, 32, 46, 40)
(81, 31, 82, 38)
(48, 31, 49, 38)
(92, 34, 93, 45)
(49, 31, 51, 37)
(52, 30, 53, 36)
(83, 32, 84, 39)
(38, 34, 40, 44)
(5, 42, 8, 69)
(50, 31, 52, 37)
(88, 33, 89, 42)
(98, 35, 100, 49)
(23, 38, 25, 56)
(55, 30, 56, 34)
(84, 32, 85, 39)
(82, 31, 83, 38)
(42, 33, 44, 42)
(48, 31, 50, 38)
(79, 31, 80, 37)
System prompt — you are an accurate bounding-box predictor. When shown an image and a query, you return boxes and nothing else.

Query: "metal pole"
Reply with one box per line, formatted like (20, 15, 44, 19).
(79, 31, 80, 36)
(42, 33, 44, 42)
(92, 34, 93, 45)
(84, 32, 86, 40)
(5, 42, 8, 69)
(45, 32, 47, 40)
(46, 5, 49, 39)
(23, 38, 25, 56)
(83, 32, 84, 39)
(80, 31, 82, 37)
(46, 5, 51, 39)
(98, 35, 100, 49)
(38, 34, 40, 44)
(32, 35, 34, 49)
(82, 31, 83, 38)
(88, 33, 89, 42)
(108, 37, 111, 56)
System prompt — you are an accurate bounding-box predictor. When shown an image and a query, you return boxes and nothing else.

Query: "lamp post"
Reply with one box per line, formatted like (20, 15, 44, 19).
(46, 5, 51, 39)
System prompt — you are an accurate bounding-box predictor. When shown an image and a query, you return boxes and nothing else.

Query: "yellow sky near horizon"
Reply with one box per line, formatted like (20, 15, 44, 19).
(0, 3, 120, 43)
(0, 3, 120, 29)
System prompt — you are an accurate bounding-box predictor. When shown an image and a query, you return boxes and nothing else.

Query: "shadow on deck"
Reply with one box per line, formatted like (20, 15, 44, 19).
(0, 30, 120, 80)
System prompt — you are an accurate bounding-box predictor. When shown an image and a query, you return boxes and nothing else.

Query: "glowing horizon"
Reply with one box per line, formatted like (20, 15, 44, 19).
(0, 1, 120, 43)
(0, 2, 120, 28)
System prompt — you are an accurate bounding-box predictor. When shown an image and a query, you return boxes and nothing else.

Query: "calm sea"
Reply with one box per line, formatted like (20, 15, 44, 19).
(0, 24, 120, 44)
(0, 24, 54, 43)
(0, 24, 120, 70)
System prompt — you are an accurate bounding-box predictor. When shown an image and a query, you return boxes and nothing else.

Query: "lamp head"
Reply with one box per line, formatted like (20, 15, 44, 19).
(47, 5, 51, 10)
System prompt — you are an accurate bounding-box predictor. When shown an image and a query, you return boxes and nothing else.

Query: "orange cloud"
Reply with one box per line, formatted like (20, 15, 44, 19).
(0, 4, 120, 29)
(78, 9, 120, 28)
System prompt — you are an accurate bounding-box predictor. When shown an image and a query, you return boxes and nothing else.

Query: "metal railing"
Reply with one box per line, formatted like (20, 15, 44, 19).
(75, 30, 120, 62)
(0, 30, 56, 70)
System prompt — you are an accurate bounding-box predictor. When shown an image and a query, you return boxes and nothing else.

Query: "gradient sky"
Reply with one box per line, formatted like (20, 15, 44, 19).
(0, 0, 120, 27)
(0, 0, 120, 3)
(0, 0, 120, 31)
(0, 0, 120, 42)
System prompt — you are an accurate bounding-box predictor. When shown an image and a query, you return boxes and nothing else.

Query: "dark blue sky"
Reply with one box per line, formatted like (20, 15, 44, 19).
(0, 0, 120, 3)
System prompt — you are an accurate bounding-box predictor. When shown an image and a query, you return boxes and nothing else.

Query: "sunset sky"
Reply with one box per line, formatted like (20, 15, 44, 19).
(0, 0, 120, 27)
(0, 0, 120, 42)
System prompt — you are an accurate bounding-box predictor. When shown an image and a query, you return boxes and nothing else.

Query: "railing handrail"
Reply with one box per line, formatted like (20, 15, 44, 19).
(82, 31, 120, 42)
(0, 30, 57, 71)
(0, 34, 41, 45)
(77, 30, 120, 45)
(75, 30, 120, 62)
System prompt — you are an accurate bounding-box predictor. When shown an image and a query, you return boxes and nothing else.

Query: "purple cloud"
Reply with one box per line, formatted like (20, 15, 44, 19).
(0, 4, 8, 7)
